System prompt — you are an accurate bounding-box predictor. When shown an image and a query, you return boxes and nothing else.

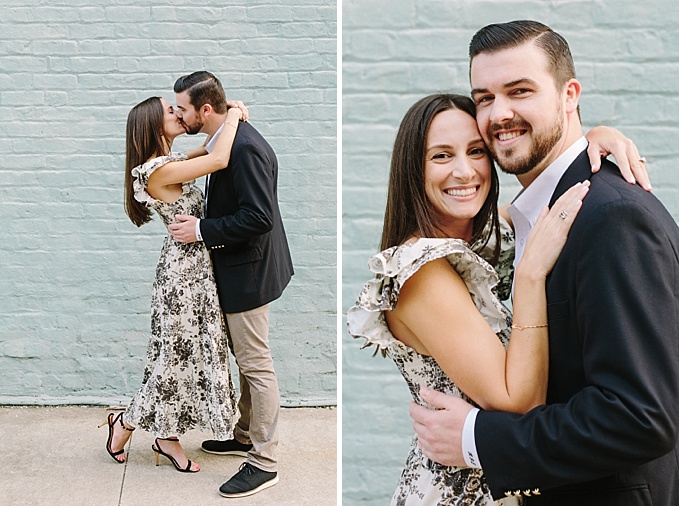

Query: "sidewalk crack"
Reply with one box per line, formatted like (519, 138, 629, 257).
(118, 433, 132, 506)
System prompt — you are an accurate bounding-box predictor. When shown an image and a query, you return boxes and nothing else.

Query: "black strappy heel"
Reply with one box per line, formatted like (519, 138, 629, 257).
(98, 412, 135, 463)
(152, 437, 199, 473)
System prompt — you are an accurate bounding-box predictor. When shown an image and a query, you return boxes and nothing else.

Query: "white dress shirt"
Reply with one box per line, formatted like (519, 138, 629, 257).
(461, 136, 588, 469)
(194, 123, 225, 241)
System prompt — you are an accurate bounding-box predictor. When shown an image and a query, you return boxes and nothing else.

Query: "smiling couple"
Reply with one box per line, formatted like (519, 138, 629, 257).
(349, 20, 679, 506)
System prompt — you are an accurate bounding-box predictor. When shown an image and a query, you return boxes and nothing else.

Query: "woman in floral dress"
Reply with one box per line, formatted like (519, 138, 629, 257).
(347, 94, 645, 505)
(100, 96, 246, 473)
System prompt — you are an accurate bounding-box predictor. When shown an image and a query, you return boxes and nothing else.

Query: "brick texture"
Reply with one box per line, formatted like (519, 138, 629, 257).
(342, 0, 679, 503)
(0, 0, 337, 408)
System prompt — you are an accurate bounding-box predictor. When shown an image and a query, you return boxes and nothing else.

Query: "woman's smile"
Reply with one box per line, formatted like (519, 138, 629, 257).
(443, 185, 480, 198)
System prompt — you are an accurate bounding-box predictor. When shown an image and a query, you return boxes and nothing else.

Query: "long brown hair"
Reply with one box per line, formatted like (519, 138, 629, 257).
(124, 96, 167, 227)
(379, 93, 500, 262)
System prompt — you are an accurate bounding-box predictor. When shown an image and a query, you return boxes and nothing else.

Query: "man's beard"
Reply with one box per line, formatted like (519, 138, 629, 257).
(488, 109, 563, 176)
(181, 119, 203, 135)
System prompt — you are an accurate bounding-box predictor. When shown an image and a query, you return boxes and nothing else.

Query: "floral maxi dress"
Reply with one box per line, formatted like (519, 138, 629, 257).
(347, 231, 521, 506)
(124, 154, 237, 439)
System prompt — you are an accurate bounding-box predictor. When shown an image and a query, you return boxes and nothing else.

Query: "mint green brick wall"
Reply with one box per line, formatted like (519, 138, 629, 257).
(343, 0, 679, 503)
(0, 0, 337, 407)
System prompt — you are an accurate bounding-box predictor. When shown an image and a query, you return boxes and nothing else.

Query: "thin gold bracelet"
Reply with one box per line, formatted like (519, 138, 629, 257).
(511, 323, 548, 331)
(225, 122, 238, 129)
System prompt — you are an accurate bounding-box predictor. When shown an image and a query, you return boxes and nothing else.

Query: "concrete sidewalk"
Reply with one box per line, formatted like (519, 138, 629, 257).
(0, 405, 336, 506)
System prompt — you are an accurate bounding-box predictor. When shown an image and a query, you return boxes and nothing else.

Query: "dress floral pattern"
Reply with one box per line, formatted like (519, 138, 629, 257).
(124, 154, 237, 440)
(347, 220, 520, 506)
(473, 219, 514, 304)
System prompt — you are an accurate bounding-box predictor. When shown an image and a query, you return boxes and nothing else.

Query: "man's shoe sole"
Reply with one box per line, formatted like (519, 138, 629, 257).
(201, 448, 250, 457)
(218, 475, 279, 498)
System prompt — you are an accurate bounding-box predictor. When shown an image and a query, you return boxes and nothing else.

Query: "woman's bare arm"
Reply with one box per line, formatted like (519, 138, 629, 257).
(148, 107, 242, 189)
(387, 182, 589, 413)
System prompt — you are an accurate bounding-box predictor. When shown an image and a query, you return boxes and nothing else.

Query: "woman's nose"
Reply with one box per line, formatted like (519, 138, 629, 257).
(452, 158, 475, 180)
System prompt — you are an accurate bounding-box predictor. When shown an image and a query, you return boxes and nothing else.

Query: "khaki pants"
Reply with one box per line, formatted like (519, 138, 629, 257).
(224, 304, 279, 472)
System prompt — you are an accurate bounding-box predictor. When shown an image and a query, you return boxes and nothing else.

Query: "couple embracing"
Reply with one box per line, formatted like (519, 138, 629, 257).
(103, 71, 293, 499)
(349, 20, 679, 505)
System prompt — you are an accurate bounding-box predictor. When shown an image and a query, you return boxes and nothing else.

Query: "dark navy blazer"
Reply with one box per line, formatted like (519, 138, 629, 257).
(477, 150, 679, 505)
(201, 121, 293, 314)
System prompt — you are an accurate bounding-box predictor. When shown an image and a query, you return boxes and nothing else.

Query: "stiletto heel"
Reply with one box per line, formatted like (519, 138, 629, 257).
(151, 437, 199, 473)
(99, 412, 135, 464)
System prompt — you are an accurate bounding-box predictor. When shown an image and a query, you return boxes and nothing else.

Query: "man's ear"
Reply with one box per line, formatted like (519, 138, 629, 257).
(564, 78, 581, 114)
(200, 103, 213, 117)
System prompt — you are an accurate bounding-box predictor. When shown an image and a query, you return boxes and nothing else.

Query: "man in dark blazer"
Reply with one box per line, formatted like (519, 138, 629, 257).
(410, 21, 679, 504)
(169, 71, 293, 498)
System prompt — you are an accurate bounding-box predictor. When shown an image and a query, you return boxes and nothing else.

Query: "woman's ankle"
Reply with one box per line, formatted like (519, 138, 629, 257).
(120, 415, 135, 431)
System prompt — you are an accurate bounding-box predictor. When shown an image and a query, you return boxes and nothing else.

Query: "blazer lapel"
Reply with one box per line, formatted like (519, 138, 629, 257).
(204, 174, 214, 215)
(548, 149, 593, 208)
(204, 176, 209, 212)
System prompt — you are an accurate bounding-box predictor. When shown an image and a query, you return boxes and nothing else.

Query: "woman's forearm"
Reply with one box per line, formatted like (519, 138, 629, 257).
(184, 146, 208, 159)
(503, 266, 549, 412)
(210, 108, 242, 167)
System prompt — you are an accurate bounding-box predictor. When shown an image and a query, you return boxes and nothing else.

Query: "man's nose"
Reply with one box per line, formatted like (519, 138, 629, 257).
(489, 96, 513, 125)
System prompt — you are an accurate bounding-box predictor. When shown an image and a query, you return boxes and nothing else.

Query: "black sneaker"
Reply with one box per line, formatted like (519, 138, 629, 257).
(219, 462, 279, 498)
(201, 439, 253, 457)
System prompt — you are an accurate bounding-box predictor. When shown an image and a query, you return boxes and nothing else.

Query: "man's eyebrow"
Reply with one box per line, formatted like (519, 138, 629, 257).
(471, 78, 538, 97)
(504, 78, 538, 89)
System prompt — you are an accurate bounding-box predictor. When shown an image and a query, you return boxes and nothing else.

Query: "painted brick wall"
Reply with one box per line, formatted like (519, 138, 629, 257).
(342, 0, 679, 503)
(0, 0, 337, 407)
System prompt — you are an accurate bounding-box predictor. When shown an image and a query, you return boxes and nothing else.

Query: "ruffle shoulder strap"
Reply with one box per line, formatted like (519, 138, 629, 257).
(348, 238, 509, 351)
(131, 152, 190, 205)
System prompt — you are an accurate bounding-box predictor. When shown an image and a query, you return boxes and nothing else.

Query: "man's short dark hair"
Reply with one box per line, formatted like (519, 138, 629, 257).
(469, 20, 576, 90)
(174, 71, 227, 114)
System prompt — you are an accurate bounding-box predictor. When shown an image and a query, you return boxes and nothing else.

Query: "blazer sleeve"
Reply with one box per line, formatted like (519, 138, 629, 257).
(476, 198, 679, 498)
(200, 142, 275, 248)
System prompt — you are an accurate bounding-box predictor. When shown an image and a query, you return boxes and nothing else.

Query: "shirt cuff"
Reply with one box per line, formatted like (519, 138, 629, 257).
(461, 407, 481, 468)
(195, 219, 203, 242)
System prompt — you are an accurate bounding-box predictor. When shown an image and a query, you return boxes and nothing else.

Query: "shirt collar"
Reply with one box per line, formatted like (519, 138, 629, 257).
(509, 136, 588, 227)
(204, 123, 225, 154)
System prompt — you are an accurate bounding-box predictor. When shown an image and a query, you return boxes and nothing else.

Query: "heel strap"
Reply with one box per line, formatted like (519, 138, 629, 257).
(157, 437, 179, 441)
(116, 413, 135, 431)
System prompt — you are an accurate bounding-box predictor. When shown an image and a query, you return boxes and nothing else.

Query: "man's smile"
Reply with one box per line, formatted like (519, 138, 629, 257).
(497, 130, 524, 142)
